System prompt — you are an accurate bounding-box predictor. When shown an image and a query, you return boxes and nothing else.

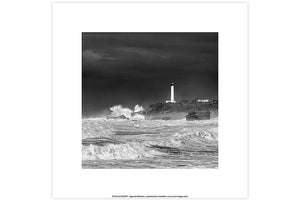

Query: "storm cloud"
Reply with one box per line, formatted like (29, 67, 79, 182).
(82, 33, 218, 117)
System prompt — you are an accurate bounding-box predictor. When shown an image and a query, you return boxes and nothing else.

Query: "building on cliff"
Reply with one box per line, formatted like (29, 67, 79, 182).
(198, 99, 210, 103)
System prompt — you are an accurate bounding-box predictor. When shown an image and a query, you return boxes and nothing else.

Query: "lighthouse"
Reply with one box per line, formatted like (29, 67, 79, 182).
(166, 82, 176, 103)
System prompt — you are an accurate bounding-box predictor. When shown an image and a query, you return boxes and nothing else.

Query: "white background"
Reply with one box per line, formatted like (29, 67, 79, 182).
(0, 0, 300, 201)
(52, 2, 247, 199)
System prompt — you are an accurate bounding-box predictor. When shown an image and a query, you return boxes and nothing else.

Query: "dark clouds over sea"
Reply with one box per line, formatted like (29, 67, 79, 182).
(82, 33, 218, 117)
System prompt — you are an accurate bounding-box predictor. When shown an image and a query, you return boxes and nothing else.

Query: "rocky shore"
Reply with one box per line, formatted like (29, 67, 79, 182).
(144, 99, 218, 120)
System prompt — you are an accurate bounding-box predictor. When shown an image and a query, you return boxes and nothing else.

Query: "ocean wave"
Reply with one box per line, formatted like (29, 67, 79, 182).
(108, 104, 145, 120)
(82, 142, 162, 160)
(82, 115, 218, 163)
(82, 118, 115, 139)
(82, 118, 218, 139)
(134, 104, 144, 113)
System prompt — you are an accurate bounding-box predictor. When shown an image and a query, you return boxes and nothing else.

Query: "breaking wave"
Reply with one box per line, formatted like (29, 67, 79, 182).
(82, 142, 162, 160)
(82, 118, 218, 162)
(82, 104, 218, 168)
(134, 104, 144, 113)
(109, 104, 145, 120)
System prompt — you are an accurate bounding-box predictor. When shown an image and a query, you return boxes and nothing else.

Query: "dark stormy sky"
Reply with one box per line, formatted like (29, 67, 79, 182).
(82, 33, 218, 117)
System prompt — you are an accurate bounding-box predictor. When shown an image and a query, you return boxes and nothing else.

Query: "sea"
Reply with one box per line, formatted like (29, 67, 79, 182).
(82, 117, 218, 169)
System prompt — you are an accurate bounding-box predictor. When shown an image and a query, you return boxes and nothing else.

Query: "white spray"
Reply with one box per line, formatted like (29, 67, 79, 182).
(109, 104, 145, 120)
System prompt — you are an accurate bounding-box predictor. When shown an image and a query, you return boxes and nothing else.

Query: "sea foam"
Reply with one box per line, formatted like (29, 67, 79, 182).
(109, 104, 145, 120)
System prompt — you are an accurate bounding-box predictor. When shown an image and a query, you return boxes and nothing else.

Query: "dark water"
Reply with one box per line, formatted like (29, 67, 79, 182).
(82, 118, 218, 169)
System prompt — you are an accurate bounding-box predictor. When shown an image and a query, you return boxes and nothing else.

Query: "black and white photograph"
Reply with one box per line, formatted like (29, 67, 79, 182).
(6, 0, 300, 200)
(82, 33, 218, 169)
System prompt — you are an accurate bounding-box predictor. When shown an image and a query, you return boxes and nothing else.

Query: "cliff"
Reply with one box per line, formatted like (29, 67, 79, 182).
(146, 100, 217, 114)
(144, 99, 218, 120)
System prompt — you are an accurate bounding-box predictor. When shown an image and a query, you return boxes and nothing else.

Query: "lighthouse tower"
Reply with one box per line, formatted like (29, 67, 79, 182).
(166, 82, 176, 103)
